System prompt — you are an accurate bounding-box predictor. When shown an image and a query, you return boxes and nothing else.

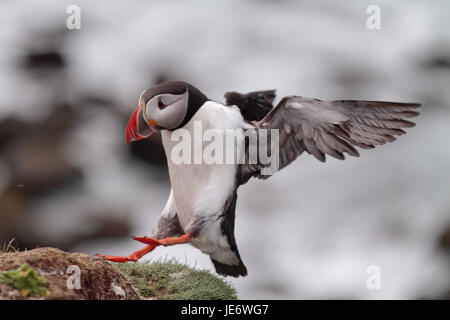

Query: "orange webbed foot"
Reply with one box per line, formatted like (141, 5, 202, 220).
(95, 243, 158, 263)
(95, 234, 191, 263)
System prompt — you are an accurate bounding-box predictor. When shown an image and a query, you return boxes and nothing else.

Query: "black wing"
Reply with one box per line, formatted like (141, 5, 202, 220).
(224, 90, 276, 121)
(238, 96, 421, 183)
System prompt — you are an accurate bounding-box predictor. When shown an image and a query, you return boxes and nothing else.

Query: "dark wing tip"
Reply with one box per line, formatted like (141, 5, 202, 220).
(256, 89, 277, 103)
(224, 91, 241, 106)
(226, 90, 277, 122)
(367, 101, 422, 108)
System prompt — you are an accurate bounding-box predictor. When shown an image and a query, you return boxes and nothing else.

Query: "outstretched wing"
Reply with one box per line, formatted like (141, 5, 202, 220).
(224, 90, 276, 121)
(238, 96, 420, 183)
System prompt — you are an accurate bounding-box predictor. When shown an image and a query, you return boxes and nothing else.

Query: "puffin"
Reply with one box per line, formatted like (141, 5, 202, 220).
(96, 80, 420, 277)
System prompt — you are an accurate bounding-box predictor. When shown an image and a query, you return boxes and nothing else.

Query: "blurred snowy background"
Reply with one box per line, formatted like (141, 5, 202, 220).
(0, 0, 449, 299)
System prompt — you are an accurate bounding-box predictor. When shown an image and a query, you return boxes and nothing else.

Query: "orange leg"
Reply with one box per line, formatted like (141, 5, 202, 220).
(95, 233, 191, 263)
(133, 233, 191, 246)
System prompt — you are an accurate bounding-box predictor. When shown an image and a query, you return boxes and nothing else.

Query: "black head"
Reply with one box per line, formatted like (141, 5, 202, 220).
(126, 81, 208, 143)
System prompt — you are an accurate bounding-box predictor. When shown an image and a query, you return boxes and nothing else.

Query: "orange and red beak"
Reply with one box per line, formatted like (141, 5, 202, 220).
(125, 105, 155, 143)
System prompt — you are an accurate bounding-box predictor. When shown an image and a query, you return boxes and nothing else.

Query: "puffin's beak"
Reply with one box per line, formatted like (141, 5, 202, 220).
(126, 105, 155, 143)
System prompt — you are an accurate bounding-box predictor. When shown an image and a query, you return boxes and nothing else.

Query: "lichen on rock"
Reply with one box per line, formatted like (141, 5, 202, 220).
(0, 263, 50, 297)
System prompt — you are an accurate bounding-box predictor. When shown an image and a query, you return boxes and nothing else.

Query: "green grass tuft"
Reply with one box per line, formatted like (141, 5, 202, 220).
(114, 259, 236, 300)
(1, 239, 18, 253)
(0, 263, 50, 297)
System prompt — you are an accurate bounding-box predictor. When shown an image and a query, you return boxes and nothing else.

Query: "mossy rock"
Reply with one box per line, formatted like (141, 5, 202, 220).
(0, 247, 236, 300)
(114, 260, 237, 300)
(0, 247, 140, 300)
(0, 264, 50, 297)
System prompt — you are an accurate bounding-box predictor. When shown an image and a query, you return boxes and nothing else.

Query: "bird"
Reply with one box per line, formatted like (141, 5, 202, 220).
(96, 80, 420, 277)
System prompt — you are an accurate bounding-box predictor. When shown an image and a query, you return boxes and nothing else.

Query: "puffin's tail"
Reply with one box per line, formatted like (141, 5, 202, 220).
(211, 258, 247, 277)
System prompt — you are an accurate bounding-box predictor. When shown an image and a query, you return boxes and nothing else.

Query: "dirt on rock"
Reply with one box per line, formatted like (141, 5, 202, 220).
(0, 247, 140, 300)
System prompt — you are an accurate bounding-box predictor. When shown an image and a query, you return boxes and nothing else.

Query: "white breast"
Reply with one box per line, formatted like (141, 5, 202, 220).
(161, 101, 245, 230)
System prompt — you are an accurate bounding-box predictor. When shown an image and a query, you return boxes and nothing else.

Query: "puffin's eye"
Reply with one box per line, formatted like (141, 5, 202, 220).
(158, 97, 167, 110)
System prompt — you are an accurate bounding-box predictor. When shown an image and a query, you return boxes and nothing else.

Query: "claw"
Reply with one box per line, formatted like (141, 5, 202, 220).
(94, 254, 109, 261)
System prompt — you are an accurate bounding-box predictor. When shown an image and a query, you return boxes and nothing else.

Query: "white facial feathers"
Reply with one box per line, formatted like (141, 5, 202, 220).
(144, 89, 189, 129)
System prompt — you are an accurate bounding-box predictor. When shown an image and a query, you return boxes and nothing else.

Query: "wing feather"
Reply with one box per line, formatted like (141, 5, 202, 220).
(238, 96, 420, 183)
